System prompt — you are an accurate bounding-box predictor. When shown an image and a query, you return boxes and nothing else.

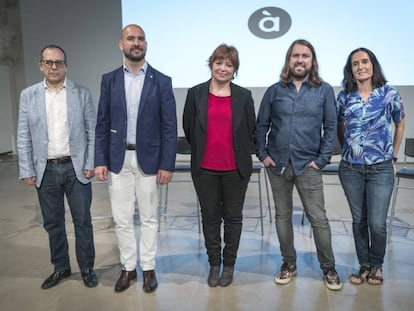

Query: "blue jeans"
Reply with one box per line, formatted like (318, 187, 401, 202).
(193, 169, 250, 267)
(338, 160, 394, 267)
(266, 164, 336, 272)
(37, 162, 95, 272)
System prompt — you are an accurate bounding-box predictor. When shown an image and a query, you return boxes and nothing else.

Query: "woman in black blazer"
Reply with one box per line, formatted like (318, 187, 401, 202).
(183, 44, 256, 287)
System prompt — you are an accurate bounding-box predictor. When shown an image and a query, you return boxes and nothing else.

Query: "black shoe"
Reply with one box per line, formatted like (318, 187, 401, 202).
(208, 266, 220, 287)
(41, 269, 72, 289)
(219, 266, 234, 287)
(323, 268, 342, 291)
(115, 269, 137, 292)
(274, 262, 297, 285)
(81, 269, 98, 288)
(143, 270, 158, 293)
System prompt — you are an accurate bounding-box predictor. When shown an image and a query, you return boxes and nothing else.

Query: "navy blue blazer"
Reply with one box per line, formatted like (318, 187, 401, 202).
(183, 80, 256, 178)
(95, 64, 177, 174)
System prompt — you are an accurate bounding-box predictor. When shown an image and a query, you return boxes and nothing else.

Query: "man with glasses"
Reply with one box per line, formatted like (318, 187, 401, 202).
(17, 44, 98, 289)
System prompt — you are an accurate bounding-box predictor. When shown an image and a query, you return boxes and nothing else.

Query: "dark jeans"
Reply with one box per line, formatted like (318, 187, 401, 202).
(192, 169, 249, 267)
(338, 160, 394, 267)
(266, 164, 336, 272)
(37, 162, 95, 272)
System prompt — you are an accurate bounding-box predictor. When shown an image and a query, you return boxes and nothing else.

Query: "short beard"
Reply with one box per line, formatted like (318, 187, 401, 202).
(290, 67, 309, 80)
(124, 51, 146, 63)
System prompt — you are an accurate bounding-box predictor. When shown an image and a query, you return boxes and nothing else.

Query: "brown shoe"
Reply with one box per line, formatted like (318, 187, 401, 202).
(143, 270, 158, 293)
(115, 269, 137, 292)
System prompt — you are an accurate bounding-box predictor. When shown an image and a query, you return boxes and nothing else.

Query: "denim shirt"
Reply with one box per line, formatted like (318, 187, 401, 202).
(256, 80, 337, 176)
(337, 84, 405, 165)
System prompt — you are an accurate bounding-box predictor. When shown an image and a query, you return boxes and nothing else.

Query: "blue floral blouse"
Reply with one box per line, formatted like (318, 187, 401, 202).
(337, 84, 405, 165)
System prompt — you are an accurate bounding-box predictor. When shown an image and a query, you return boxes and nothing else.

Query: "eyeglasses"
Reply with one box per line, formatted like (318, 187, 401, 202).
(40, 60, 66, 68)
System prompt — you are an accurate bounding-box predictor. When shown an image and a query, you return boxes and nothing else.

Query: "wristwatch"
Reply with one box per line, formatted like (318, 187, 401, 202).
(393, 157, 398, 163)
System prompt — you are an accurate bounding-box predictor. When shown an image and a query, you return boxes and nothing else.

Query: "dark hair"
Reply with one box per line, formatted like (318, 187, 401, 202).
(40, 44, 67, 64)
(207, 44, 240, 78)
(280, 39, 322, 87)
(341, 47, 387, 93)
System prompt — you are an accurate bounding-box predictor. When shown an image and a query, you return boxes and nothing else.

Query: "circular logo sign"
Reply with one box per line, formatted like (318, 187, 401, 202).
(248, 7, 292, 39)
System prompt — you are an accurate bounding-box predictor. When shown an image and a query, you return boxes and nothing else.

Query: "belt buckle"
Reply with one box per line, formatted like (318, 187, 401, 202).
(48, 156, 71, 164)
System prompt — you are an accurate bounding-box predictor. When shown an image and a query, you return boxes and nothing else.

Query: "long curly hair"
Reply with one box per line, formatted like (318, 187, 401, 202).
(280, 39, 322, 87)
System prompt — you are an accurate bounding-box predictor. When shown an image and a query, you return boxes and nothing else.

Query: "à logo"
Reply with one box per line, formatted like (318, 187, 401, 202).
(248, 7, 292, 39)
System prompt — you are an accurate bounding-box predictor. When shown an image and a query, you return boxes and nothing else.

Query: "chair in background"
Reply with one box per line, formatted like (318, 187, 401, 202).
(249, 160, 272, 235)
(388, 138, 414, 242)
(159, 136, 201, 233)
(160, 138, 272, 235)
(247, 143, 272, 236)
(160, 137, 272, 235)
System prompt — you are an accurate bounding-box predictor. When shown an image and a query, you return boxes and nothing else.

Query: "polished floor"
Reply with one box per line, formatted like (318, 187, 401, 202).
(1, 154, 414, 311)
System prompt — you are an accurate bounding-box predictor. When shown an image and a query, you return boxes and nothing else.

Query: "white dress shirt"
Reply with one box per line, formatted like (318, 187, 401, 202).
(44, 79, 70, 159)
(124, 62, 146, 144)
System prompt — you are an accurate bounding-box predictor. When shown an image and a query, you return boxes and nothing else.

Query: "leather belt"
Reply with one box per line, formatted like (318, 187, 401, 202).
(47, 156, 72, 164)
(126, 144, 136, 150)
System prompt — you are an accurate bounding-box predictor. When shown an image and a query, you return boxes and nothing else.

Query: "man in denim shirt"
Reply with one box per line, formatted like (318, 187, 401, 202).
(256, 39, 341, 290)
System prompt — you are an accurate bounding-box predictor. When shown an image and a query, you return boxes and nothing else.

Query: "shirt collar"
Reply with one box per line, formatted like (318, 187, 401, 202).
(123, 62, 147, 75)
(43, 78, 66, 91)
(288, 78, 310, 89)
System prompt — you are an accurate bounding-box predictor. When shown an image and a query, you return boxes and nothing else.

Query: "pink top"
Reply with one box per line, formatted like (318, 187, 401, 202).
(201, 93, 237, 171)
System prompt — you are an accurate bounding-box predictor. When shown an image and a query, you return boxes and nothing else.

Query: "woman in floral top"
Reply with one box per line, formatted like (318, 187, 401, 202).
(337, 47, 405, 286)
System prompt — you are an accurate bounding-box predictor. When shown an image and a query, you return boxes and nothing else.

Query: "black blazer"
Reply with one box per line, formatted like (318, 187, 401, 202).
(183, 80, 256, 178)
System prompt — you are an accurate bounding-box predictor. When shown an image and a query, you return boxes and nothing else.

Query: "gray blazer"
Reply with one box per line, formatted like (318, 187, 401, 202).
(17, 79, 96, 187)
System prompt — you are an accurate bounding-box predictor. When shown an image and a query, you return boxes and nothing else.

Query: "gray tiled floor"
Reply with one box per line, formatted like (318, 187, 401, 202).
(1, 154, 413, 311)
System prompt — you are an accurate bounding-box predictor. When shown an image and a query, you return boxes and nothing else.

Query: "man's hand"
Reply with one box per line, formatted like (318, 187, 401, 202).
(94, 166, 108, 181)
(262, 156, 276, 167)
(308, 161, 320, 169)
(84, 169, 95, 179)
(23, 176, 36, 185)
(157, 169, 173, 185)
